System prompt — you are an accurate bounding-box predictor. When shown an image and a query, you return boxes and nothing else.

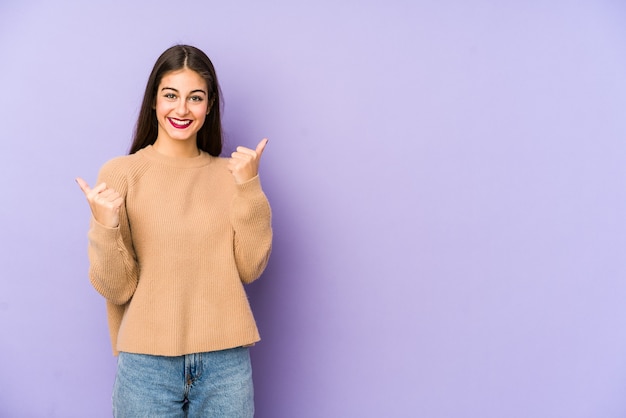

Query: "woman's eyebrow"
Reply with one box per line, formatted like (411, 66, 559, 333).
(161, 87, 207, 95)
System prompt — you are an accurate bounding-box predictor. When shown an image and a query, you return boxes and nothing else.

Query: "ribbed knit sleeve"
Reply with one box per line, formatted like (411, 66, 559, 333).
(230, 175, 273, 284)
(87, 157, 139, 306)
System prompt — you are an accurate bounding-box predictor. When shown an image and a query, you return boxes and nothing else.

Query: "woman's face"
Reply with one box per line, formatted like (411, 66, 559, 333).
(154, 68, 210, 145)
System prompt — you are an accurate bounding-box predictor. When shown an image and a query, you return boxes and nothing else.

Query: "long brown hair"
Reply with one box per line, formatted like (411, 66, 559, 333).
(129, 45, 223, 156)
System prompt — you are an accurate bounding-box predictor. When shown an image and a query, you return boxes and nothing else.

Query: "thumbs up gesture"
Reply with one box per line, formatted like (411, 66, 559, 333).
(227, 138, 268, 184)
(75, 177, 124, 228)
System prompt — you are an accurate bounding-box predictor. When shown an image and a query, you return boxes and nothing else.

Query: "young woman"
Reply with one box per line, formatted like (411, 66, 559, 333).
(76, 44, 272, 417)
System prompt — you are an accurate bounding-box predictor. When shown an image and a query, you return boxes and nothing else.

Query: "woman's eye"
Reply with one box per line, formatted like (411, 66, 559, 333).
(189, 96, 204, 102)
(164, 93, 176, 99)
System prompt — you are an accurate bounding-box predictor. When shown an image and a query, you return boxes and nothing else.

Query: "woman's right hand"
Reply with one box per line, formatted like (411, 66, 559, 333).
(76, 177, 124, 228)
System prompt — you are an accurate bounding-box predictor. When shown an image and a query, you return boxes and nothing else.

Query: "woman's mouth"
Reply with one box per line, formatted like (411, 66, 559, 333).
(168, 118, 192, 129)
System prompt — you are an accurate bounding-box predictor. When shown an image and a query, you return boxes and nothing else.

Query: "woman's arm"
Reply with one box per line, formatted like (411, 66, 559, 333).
(230, 176, 273, 284)
(78, 160, 139, 304)
(227, 139, 272, 283)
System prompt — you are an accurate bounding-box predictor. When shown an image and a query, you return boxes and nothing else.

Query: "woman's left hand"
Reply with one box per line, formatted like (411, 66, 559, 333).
(227, 138, 268, 184)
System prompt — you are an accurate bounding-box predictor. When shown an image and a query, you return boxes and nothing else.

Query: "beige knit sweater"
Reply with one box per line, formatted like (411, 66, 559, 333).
(87, 145, 272, 356)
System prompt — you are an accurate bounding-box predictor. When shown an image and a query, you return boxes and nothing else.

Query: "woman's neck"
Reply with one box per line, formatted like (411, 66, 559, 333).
(152, 138, 200, 158)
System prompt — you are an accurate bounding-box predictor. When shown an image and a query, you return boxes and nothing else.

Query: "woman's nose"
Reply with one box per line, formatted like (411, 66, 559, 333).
(175, 99, 189, 115)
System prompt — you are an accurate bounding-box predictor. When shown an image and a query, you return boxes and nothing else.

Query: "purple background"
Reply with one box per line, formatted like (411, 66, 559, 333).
(1, 1, 625, 417)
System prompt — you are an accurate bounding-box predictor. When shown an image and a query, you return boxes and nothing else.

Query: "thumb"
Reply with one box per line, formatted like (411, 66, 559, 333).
(75, 177, 91, 194)
(255, 138, 269, 157)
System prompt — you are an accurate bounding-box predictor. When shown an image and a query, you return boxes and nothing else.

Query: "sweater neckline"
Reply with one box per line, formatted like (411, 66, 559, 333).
(140, 145, 214, 168)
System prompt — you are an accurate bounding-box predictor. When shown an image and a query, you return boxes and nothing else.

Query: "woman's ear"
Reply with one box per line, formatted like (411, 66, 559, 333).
(207, 98, 214, 115)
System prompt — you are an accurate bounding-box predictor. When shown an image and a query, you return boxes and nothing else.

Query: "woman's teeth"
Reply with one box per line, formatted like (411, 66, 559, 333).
(169, 118, 191, 127)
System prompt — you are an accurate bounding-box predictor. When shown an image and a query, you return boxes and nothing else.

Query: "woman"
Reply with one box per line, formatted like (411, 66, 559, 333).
(76, 44, 272, 417)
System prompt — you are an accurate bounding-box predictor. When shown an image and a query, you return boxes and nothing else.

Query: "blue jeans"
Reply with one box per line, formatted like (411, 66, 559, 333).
(112, 347, 254, 417)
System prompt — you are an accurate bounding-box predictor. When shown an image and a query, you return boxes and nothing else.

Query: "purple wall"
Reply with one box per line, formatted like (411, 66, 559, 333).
(1, 1, 625, 417)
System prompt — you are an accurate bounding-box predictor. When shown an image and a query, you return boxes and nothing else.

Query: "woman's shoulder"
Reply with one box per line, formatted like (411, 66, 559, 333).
(211, 155, 229, 166)
(97, 150, 150, 185)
